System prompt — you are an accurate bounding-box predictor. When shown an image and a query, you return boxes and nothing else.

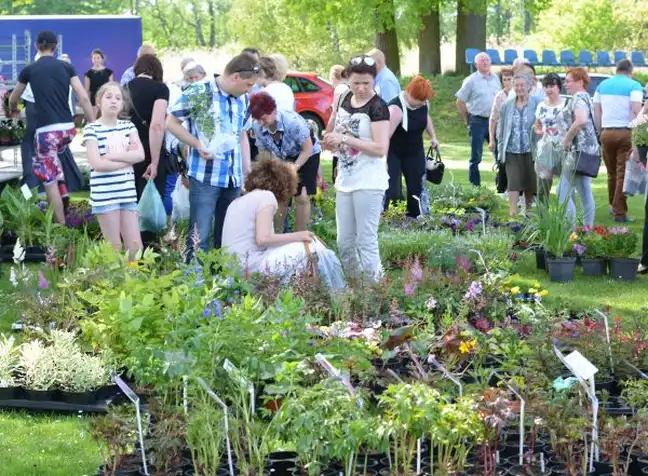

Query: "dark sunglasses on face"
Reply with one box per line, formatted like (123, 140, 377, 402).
(350, 56, 376, 67)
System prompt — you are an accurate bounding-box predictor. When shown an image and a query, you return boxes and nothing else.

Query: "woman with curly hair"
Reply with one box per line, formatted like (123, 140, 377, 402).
(221, 154, 323, 275)
(385, 75, 438, 217)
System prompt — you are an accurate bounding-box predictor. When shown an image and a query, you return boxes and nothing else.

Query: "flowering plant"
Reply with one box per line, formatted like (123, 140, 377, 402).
(603, 226, 638, 258)
(573, 226, 606, 258)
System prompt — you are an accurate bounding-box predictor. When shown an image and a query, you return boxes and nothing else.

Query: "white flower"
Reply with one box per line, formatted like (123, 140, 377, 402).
(9, 267, 18, 287)
(12, 239, 25, 264)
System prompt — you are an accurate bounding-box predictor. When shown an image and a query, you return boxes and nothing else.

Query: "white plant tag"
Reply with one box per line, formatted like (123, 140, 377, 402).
(565, 350, 598, 381)
(20, 183, 32, 200)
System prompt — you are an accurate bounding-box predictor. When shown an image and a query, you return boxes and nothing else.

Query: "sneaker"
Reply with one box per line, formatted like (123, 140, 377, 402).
(639, 264, 648, 275)
(614, 216, 635, 223)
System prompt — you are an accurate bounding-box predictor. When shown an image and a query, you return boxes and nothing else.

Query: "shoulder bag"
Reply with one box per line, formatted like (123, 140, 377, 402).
(571, 98, 602, 178)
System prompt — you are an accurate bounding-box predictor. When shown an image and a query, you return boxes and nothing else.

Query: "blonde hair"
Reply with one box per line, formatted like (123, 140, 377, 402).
(329, 64, 346, 83)
(95, 81, 126, 119)
(269, 53, 289, 81)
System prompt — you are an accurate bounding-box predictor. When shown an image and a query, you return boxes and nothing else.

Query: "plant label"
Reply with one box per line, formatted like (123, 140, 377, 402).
(114, 374, 139, 403)
(223, 359, 255, 414)
(20, 183, 32, 200)
(564, 350, 598, 381)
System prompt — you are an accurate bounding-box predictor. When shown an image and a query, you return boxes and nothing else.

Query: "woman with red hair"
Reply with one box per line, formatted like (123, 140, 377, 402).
(249, 91, 321, 232)
(385, 75, 439, 217)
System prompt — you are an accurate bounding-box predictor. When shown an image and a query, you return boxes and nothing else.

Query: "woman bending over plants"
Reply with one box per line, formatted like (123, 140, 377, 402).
(83, 82, 145, 259)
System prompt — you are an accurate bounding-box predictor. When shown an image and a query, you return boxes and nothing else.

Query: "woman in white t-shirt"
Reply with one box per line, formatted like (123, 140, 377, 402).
(323, 56, 390, 282)
(83, 82, 145, 259)
(258, 56, 295, 111)
(534, 73, 567, 198)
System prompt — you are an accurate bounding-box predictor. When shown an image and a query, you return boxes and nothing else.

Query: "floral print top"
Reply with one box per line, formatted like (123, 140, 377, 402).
(535, 99, 567, 143)
(506, 103, 531, 154)
(252, 109, 321, 160)
(562, 91, 600, 156)
(333, 93, 390, 192)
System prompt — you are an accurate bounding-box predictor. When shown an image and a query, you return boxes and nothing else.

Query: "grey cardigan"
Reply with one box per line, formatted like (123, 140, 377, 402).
(496, 95, 542, 164)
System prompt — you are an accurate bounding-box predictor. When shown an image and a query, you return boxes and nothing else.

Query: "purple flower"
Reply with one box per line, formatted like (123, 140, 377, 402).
(404, 281, 416, 297)
(608, 226, 629, 235)
(464, 280, 482, 300)
(456, 255, 471, 272)
(202, 299, 224, 319)
(410, 257, 424, 283)
(572, 243, 586, 256)
(426, 296, 437, 310)
(37, 271, 49, 289)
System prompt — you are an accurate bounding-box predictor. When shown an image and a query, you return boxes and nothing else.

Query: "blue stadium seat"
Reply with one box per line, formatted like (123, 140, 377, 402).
(596, 51, 613, 67)
(465, 48, 480, 65)
(579, 51, 595, 66)
(614, 51, 627, 64)
(523, 49, 539, 65)
(486, 49, 503, 65)
(504, 49, 518, 65)
(631, 51, 647, 67)
(560, 50, 576, 66)
(542, 50, 560, 66)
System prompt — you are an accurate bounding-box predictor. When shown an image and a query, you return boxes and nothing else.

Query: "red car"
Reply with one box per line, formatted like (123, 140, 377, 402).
(284, 72, 333, 137)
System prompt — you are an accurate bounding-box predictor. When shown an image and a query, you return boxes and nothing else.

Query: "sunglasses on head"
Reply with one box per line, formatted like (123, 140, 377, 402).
(350, 56, 376, 67)
(237, 65, 260, 74)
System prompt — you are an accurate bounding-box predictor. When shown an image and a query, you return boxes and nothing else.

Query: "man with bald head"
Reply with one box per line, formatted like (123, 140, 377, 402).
(120, 44, 156, 86)
(367, 48, 401, 103)
(456, 52, 501, 186)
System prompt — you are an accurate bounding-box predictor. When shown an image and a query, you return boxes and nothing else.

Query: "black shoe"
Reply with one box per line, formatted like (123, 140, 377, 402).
(614, 216, 635, 223)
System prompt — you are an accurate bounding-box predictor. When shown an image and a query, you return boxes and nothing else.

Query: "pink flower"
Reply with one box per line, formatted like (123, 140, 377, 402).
(404, 281, 416, 297)
(426, 296, 437, 310)
(410, 256, 424, 283)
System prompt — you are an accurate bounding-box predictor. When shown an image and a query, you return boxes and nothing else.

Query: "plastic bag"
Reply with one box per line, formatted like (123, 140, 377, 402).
(171, 176, 190, 222)
(535, 137, 563, 179)
(316, 247, 346, 290)
(138, 181, 167, 233)
(622, 159, 647, 197)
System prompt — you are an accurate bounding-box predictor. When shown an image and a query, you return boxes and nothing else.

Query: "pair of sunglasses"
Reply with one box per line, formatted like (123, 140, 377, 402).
(237, 65, 260, 74)
(350, 56, 376, 66)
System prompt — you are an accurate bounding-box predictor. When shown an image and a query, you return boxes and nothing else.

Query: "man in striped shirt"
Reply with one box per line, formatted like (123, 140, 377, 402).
(594, 59, 643, 222)
(167, 54, 259, 252)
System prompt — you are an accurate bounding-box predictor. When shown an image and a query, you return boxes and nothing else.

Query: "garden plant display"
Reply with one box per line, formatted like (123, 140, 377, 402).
(0, 179, 647, 476)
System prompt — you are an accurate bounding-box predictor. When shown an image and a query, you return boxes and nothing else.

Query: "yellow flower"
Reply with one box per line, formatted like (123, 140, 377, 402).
(128, 261, 139, 268)
(529, 288, 538, 294)
(569, 233, 579, 241)
(533, 281, 541, 288)
(539, 289, 549, 296)
(459, 339, 477, 354)
(510, 286, 520, 295)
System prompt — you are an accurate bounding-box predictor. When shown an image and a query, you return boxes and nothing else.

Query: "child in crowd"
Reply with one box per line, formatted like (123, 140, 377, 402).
(82, 82, 145, 258)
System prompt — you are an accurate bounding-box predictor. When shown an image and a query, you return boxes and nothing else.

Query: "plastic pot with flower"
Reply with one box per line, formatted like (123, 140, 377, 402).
(573, 226, 607, 277)
(538, 197, 576, 282)
(603, 227, 639, 281)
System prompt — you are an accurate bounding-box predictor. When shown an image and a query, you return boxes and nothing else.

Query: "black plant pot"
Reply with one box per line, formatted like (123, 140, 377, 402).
(638, 145, 648, 163)
(96, 464, 141, 476)
(547, 257, 576, 283)
(581, 257, 607, 277)
(60, 390, 98, 406)
(24, 388, 59, 402)
(0, 386, 16, 400)
(535, 248, 546, 270)
(508, 464, 553, 475)
(609, 257, 639, 281)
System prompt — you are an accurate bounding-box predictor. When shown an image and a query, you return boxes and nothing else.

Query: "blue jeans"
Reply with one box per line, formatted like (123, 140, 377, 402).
(557, 168, 595, 228)
(164, 173, 178, 217)
(469, 115, 489, 186)
(187, 177, 241, 254)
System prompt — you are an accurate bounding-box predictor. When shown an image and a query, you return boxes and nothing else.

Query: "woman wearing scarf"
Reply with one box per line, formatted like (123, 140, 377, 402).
(384, 75, 438, 217)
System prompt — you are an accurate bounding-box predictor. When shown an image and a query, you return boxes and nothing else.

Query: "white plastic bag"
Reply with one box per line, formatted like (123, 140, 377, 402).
(535, 137, 563, 179)
(316, 247, 346, 290)
(623, 159, 647, 197)
(171, 176, 190, 222)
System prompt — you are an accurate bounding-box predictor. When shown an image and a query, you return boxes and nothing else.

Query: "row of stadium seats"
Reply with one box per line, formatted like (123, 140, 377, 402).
(465, 48, 647, 67)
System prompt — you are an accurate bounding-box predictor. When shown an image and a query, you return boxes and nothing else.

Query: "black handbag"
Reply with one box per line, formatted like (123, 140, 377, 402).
(425, 146, 445, 184)
(494, 161, 508, 193)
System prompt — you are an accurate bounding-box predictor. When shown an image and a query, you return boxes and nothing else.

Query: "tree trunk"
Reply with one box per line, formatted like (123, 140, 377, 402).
(455, 0, 487, 76)
(418, 0, 441, 75)
(375, 0, 401, 76)
(208, 0, 216, 47)
(191, 1, 206, 47)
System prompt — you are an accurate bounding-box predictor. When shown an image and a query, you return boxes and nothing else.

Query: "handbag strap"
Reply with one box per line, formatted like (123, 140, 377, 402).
(125, 82, 148, 127)
(426, 145, 442, 162)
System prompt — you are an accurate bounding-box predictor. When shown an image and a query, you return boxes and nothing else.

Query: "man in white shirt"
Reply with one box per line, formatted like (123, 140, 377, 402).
(594, 59, 644, 222)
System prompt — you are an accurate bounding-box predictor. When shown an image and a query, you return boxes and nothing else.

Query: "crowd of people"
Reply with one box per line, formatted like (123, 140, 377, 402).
(458, 53, 648, 273)
(8, 30, 648, 281)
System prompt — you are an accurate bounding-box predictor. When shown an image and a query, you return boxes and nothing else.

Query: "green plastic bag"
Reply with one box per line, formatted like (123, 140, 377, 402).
(138, 181, 167, 233)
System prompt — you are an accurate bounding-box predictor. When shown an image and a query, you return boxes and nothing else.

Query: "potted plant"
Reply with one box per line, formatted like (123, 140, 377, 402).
(187, 399, 224, 476)
(540, 198, 576, 282)
(599, 413, 648, 476)
(89, 405, 140, 476)
(632, 118, 648, 163)
(476, 388, 515, 476)
(574, 226, 607, 277)
(18, 339, 58, 401)
(0, 334, 19, 400)
(146, 400, 188, 475)
(604, 227, 639, 281)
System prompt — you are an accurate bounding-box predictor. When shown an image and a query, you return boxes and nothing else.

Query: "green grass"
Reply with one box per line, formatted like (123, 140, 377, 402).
(0, 411, 99, 476)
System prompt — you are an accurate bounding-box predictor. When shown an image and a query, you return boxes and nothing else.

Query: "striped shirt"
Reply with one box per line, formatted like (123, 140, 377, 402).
(83, 120, 138, 207)
(169, 77, 250, 188)
(593, 75, 644, 128)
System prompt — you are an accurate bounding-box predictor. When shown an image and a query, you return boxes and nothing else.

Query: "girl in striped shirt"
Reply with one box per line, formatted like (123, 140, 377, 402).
(83, 82, 145, 258)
